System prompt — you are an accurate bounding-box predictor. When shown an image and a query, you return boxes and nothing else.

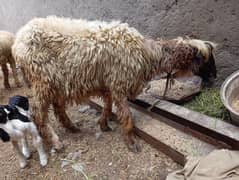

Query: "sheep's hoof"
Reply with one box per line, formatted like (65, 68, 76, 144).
(127, 142, 141, 153)
(67, 126, 81, 133)
(4, 84, 10, 89)
(126, 134, 141, 153)
(99, 117, 113, 131)
(16, 82, 22, 88)
(53, 141, 64, 150)
(108, 116, 114, 121)
(100, 124, 112, 132)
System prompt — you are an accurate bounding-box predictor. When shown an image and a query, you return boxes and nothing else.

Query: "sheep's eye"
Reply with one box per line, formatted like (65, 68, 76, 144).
(164, 47, 170, 52)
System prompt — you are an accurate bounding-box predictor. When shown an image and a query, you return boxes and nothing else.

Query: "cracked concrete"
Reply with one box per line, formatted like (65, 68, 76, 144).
(0, 0, 238, 84)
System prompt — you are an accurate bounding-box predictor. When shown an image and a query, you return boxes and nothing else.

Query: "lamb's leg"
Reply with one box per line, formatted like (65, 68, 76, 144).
(98, 91, 112, 131)
(12, 140, 27, 168)
(21, 136, 31, 159)
(115, 99, 140, 153)
(30, 123, 48, 167)
(52, 100, 80, 132)
(9, 59, 21, 87)
(1, 63, 10, 89)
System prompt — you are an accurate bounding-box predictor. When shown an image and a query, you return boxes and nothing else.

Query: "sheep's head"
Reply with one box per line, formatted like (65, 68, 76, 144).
(188, 39, 217, 82)
(159, 37, 217, 83)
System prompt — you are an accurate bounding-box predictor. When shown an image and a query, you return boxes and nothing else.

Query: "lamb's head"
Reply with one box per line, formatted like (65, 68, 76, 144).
(158, 37, 217, 83)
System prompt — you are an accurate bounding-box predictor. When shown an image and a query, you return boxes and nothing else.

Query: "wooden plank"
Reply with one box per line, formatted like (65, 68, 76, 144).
(134, 126, 185, 165)
(128, 101, 230, 149)
(135, 94, 239, 149)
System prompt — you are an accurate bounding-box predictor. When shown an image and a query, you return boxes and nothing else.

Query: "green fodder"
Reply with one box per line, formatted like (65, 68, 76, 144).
(184, 88, 230, 121)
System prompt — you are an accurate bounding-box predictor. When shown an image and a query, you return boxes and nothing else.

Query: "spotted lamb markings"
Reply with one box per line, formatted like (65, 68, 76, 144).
(4, 107, 30, 123)
(0, 96, 31, 142)
(0, 95, 48, 168)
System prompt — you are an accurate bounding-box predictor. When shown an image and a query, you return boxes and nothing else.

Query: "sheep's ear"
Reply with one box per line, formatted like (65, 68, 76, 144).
(207, 49, 217, 78)
(193, 49, 204, 66)
(205, 41, 217, 51)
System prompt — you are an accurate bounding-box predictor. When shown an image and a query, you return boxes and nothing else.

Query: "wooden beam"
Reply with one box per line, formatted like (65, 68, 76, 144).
(132, 94, 239, 149)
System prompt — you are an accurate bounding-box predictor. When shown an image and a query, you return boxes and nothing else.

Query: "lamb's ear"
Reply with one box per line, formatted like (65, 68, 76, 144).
(0, 108, 8, 123)
(0, 110, 4, 117)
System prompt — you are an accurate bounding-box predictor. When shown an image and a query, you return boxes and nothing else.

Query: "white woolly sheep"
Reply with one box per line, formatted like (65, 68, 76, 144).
(0, 95, 48, 168)
(12, 16, 216, 152)
(0, 31, 21, 89)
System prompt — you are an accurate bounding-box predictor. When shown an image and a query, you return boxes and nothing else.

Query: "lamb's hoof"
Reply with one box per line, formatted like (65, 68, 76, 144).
(19, 160, 27, 169)
(22, 149, 31, 159)
(127, 142, 141, 153)
(40, 155, 48, 167)
(100, 124, 112, 132)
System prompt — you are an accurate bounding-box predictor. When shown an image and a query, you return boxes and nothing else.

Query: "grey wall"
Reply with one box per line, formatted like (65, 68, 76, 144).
(0, 0, 239, 85)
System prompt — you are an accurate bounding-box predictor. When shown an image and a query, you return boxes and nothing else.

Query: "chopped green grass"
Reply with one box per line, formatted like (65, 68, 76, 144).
(184, 88, 230, 121)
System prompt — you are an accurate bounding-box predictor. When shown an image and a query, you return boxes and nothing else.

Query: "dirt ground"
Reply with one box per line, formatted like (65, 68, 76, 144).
(0, 73, 180, 180)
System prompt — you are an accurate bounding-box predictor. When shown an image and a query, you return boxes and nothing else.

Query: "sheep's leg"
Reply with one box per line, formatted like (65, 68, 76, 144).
(52, 101, 80, 132)
(12, 140, 27, 168)
(20, 66, 31, 88)
(9, 59, 21, 87)
(33, 94, 63, 150)
(47, 124, 63, 150)
(21, 136, 31, 159)
(115, 99, 140, 153)
(98, 91, 112, 131)
(30, 123, 48, 167)
(1, 63, 10, 89)
(33, 102, 52, 147)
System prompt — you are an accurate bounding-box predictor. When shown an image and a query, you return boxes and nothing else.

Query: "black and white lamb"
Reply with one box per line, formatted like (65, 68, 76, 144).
(0, 95, 48, 168)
